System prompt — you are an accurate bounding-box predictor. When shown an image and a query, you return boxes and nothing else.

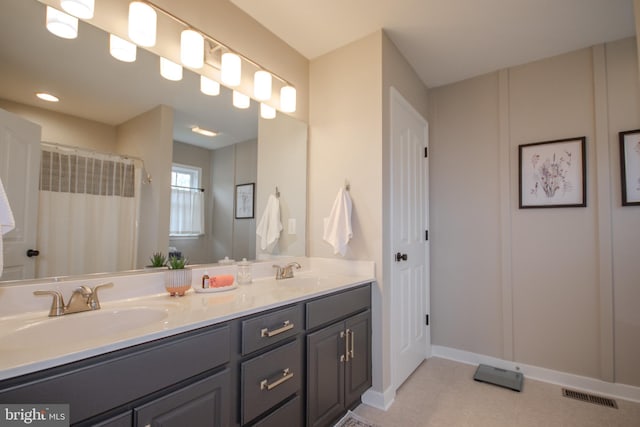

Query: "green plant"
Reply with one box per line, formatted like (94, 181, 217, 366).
(149, 252, 167, 267)
(167, 255, 188, 270)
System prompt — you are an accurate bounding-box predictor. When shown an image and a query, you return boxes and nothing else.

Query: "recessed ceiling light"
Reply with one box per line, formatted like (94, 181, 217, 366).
(192, 126, 217, 137)
(36, 92, 60, 102)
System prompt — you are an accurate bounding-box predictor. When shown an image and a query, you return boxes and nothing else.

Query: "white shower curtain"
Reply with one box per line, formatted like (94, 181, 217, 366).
(36, 146, 141, 278)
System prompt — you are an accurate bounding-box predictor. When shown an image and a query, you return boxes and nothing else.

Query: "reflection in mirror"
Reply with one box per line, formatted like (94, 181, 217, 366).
(0, 0, 307, 284)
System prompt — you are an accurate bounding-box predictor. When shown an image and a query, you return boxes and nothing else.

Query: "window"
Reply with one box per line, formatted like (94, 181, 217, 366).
(170, 164, 204, 237)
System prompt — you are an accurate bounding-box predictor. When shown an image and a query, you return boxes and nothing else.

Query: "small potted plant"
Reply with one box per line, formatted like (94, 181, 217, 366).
(164, 255, 191, 296)
(147, 252, 167, 268)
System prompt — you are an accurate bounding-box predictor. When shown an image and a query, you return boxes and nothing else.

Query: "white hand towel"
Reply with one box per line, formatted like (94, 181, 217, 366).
(323, 187, 352, 256)
(0, 178, 16, 278)
(256, 194, 283, 251)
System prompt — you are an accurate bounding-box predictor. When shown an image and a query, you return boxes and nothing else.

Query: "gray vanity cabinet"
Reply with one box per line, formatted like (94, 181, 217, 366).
(305, 286, 372, 427)
(134, 369, 230, 427)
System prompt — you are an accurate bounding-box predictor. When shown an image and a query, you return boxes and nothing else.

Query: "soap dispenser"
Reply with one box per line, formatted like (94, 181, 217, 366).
(237, 258, 252, 285)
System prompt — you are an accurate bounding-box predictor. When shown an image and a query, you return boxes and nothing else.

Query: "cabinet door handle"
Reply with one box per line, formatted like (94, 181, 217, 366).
(344, 329, 351, 362)
(350, 329, 355, 359)
(261, 320, 294, 337)
(260, 368, 294, 391)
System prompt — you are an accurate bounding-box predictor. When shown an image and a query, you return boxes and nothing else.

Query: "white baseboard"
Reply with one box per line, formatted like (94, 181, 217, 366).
(432, 345, 640, 403)
(361, 386, 396, 411)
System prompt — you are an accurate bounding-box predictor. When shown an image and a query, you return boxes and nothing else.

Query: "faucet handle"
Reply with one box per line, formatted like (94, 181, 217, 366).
(33, 290, 64, 317)
(89, 282, 113, 310)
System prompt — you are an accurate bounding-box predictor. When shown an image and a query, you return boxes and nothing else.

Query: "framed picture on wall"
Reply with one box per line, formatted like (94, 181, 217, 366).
(619, 129, 640, 206)
(235, 183, 255, 219)
(518, 137, 586, 208)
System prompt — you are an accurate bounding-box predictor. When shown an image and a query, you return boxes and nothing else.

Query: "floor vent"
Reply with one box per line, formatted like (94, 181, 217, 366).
(562, 388, 618, 409)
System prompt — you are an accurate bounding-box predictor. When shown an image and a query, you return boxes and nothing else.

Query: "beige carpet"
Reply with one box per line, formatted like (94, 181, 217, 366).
(354, 357, 640, 426)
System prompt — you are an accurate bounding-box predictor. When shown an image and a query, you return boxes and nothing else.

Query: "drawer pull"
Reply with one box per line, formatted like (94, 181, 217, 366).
(261, 320, 294, 337)
(350, 329, 355, 359)
(260, 368, 294, 391)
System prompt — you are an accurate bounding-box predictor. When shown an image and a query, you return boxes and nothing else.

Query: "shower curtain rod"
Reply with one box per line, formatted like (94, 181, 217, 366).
(41, 141, 144, 163)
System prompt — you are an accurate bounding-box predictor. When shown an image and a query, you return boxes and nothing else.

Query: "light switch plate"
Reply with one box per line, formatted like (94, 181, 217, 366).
(288, 218, 296, 234)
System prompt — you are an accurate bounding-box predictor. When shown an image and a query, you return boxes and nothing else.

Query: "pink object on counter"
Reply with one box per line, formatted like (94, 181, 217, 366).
(209, 274, 235, 288)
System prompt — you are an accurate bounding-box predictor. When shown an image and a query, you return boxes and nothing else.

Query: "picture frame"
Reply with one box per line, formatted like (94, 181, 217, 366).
(619, 129, 640, 206)
(518, 137, 586, 208)
(235, 183, 255, 219)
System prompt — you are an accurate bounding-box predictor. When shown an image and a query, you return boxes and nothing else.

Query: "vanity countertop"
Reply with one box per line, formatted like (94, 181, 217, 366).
(0, 259, 375, 381)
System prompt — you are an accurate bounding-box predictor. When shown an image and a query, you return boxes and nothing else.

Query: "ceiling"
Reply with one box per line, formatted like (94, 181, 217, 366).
(231, 0, 636, 88)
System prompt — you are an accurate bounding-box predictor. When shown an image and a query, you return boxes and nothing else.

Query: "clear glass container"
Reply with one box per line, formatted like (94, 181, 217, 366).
(236, 258, 252, 284)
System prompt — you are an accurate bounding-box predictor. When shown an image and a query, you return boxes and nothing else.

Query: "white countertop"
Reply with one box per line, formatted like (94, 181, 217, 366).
(0, 257, 375, 381)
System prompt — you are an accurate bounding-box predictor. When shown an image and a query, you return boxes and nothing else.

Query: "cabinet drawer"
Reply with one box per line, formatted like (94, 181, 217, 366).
(242, 305, 303, 355)
(241, 339, 301, 424)
(306, 285, 371, 330)
(252, 395, 302, 427)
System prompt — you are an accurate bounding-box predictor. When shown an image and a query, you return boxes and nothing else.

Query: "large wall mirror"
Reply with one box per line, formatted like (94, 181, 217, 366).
(0, 0, 307, 284)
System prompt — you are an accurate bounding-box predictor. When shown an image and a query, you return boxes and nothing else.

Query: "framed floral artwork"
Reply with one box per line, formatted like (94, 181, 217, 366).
(518, 137, 586, 208)
(619, 129, 640, 206)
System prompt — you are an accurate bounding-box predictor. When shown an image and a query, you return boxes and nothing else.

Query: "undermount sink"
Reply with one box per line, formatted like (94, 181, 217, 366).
(3, 306, 169, 351)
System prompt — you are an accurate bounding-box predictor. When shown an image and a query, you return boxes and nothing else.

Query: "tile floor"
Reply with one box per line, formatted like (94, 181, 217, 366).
(354, 357, 640, 427)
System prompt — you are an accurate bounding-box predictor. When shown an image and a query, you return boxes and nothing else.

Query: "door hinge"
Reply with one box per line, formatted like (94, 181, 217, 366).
(425, 230, 429, 241)
(425, 314, 429, 326)
(424, 147, 428, 158)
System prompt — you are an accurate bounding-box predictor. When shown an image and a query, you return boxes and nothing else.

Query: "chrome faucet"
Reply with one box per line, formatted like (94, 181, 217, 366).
(34, 282, 113, 317)
(272, 262, 301, 280)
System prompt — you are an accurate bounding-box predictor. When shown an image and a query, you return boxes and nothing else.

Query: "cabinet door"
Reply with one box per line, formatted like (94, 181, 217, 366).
(345, 310, 372, 408)
(134, 369, 230, 427)
(306, 322, 346, 427)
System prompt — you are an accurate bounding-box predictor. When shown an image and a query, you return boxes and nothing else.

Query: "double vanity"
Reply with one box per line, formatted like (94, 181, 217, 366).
(0, 258, 375, 427)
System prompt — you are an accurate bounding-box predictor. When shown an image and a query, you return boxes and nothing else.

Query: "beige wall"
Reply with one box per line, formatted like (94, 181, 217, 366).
(309, 32, 384, 391)
(0, 99, 116, 152)
(233, 139, 257, 260)
(428, 37, 640, 386)
(309, 30, 430, 399)
(117, 105, 173, 268)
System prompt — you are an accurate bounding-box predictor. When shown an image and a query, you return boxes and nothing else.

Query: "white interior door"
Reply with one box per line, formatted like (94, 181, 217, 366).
(0, 108, 41, 281)
(390, 87, 430, 390)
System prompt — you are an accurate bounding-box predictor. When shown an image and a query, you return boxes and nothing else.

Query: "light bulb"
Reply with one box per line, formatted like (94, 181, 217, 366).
(280, 85, 296, 113)
(200, 76, 220, 96)
(180, 29, 204, 69)
(254, 70, 272, 101)
(221, 52, 241, 87)
(260, 104, 276, 119)
(36, 93, 59, 102)
(61, 0, 94, 19)
(46, 6, 78, 39)
(128, 1, 156, 47)
(110, 34, 137, 62)
(160, 57, 183, 81)
(233, 91, 250, 109)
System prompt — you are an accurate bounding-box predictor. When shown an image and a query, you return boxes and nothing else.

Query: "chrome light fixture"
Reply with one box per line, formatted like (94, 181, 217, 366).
(254, 70, 272, 101)
(160, 57, 183, 81)
(128, 1, 156, 47)
(200, 76, 220, 96)
(61, 0, 94, 19)
(280, 86, 297, 113)
(46, 6, 78, 39)
(221, 52, 241, 87)
(232, 91, 250, 109)
(110, 34, 137, 62)
(180, 29, 204, 69)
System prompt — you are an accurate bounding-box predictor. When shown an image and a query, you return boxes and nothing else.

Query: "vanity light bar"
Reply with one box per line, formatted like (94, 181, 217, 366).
(139, 0, 296, 112)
